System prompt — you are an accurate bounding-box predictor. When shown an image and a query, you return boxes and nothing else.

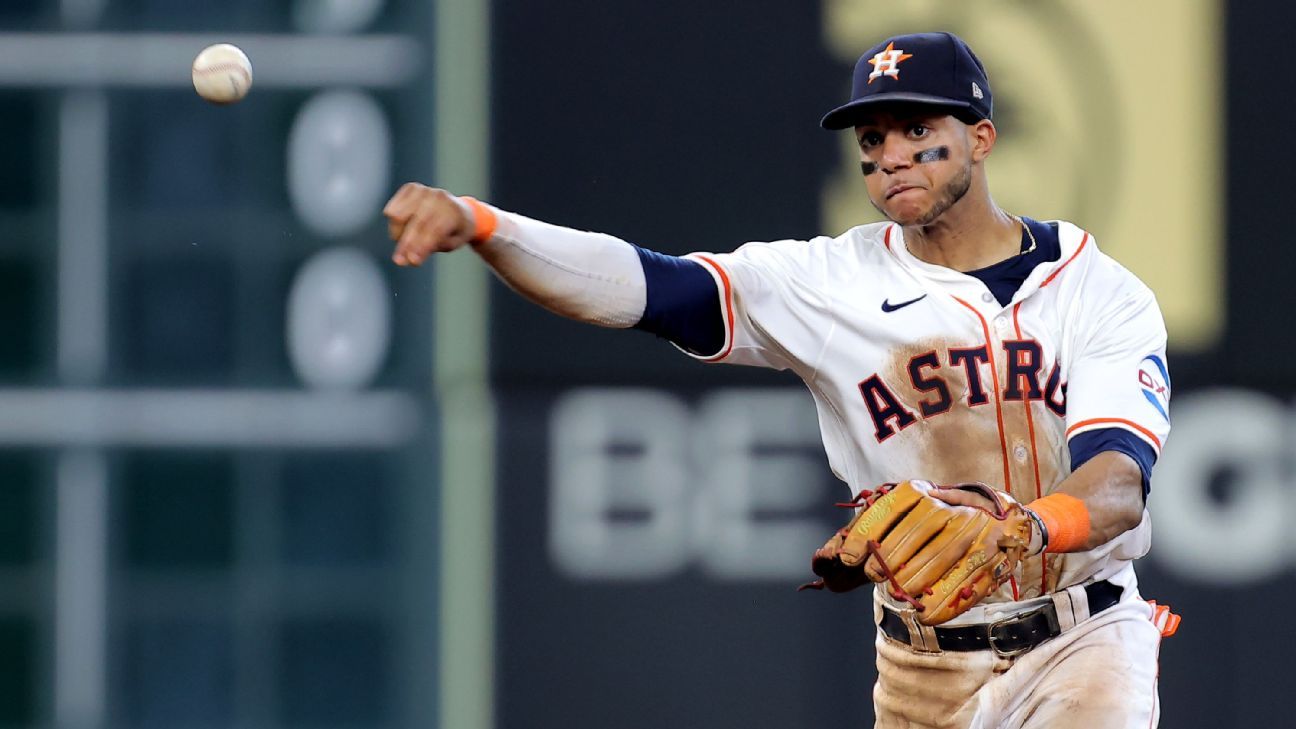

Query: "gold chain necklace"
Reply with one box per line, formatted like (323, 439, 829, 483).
(1016, 215, 1038, 255)
(903, 215, 1038, 259)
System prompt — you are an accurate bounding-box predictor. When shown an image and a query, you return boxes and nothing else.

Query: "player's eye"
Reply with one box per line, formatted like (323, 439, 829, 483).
(858, 131, 883, 148)
(908, 124, 930, 138)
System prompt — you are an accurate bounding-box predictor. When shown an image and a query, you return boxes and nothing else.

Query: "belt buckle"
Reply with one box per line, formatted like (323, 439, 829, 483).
(987, 604, 1059, 658)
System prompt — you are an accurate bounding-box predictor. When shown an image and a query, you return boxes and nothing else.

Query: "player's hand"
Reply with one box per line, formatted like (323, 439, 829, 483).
(929, 485, 999, 512)
(383, 183, 476, 267)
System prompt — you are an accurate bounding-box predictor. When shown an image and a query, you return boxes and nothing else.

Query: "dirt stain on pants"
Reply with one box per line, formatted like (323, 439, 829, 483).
(873, 596, 1162, 728)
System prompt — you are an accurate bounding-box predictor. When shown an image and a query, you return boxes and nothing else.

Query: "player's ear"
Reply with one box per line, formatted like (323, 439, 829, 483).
(968, 119, 997, 162)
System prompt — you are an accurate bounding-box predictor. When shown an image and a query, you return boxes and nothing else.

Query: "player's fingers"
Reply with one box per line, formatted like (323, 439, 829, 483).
(389, 211, 414, 265)
(386, 183, 442, 227)
(382, 182, 424, 220)
(396, 205, 453, 266)
(392, 208, 433, 266)
(382, 187, 411, 220)
(930, 488, 997, 512)
(388, 217, 407, 243)
(395, 218, 432, 266)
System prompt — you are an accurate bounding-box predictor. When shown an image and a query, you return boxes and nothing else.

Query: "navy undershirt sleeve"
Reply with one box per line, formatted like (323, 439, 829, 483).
(632, 246, 725, 356)
(1068, 427, 1157, 499)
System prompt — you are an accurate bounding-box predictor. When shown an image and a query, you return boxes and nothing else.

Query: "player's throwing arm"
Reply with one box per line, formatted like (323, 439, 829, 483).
(381, 184, 686, 336)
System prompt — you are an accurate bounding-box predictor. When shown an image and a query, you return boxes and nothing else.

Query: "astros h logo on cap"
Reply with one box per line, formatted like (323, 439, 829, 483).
(820, 32, 993, 130)
(867, 42, 914, 84)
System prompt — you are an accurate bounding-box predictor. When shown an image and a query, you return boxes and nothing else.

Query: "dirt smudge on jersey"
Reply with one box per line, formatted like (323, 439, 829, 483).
(880, 338, 1011, 489)
(879, 339, 1068, 487)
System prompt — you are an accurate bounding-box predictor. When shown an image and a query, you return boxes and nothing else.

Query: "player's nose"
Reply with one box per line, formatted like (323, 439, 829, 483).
(877, 133, 914, 173)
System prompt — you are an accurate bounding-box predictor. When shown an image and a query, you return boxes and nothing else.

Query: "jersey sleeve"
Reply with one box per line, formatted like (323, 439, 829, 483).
(1064, 278, 1171, 457)
(1068, 428, 1158, 497)
(682, 239, 831, 372)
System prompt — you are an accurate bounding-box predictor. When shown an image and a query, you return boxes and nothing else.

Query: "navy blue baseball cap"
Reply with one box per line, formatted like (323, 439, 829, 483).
(820, 32, 992, 130)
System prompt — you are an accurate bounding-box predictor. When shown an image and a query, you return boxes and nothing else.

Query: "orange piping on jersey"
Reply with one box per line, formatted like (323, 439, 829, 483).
(1065, 417, 1162, 450)
(951, 297, 1013, 493)
(1011, 304, 1045, 501)
(691, 254, 736, 362)
(1012, 303, 1048, 594)
(884, 225, 894, 251)
(1040, 231, 1090, 288)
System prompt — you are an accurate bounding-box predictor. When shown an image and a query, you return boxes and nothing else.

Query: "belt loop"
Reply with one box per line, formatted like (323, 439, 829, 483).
(1049, 589, 1077, 631)
(904, 612, 941, 653)
(1066, 583, 1092, 626)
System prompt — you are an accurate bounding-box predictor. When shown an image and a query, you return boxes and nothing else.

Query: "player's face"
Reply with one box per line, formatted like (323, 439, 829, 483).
(855, 109, 974, 226)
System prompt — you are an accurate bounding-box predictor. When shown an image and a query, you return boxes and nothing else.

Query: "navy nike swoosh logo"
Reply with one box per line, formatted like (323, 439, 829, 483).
(881, 294, 927, 313)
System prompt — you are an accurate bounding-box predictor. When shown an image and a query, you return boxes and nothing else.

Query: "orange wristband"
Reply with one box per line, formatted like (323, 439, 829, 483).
(1027, 493, 1091, 553)
(459, 196, 498, 243)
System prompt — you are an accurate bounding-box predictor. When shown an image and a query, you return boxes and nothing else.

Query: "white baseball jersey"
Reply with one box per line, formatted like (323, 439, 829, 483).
(683, 220, 1170, 608)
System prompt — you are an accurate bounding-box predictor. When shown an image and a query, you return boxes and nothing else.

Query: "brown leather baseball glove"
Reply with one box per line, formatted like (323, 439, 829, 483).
(800, 480, 1033, 625)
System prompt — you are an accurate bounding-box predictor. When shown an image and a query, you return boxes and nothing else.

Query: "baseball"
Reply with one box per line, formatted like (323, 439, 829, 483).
(192, 43, 253, 104)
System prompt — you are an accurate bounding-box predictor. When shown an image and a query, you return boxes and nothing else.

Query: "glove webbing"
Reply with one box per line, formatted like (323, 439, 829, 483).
(796, 486, 914, 611)
(798, 485, 986, 615)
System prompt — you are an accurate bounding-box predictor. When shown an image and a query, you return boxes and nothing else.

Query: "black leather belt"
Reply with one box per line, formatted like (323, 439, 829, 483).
(878, 580, 1123, 656)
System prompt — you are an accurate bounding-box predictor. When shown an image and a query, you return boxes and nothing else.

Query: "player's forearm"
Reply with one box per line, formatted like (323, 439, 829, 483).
(473, 206, 647, 328)
(1032, 451, 1144, 552)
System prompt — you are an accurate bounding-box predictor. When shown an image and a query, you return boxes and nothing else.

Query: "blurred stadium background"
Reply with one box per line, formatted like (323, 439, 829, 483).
(0, 0, 1289, 727)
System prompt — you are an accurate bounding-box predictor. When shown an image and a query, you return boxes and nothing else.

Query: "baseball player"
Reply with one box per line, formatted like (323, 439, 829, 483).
(384, 31, 1179, 729)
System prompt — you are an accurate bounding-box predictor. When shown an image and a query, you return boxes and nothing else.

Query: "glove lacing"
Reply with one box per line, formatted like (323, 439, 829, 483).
(798, 485, 929, 613)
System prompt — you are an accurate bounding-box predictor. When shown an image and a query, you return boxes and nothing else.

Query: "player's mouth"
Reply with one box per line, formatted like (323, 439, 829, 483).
(885, 183, 922, 200)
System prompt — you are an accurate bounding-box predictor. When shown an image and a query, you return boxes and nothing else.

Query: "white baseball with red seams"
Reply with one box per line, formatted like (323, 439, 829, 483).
(192, 44, 254, 104)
